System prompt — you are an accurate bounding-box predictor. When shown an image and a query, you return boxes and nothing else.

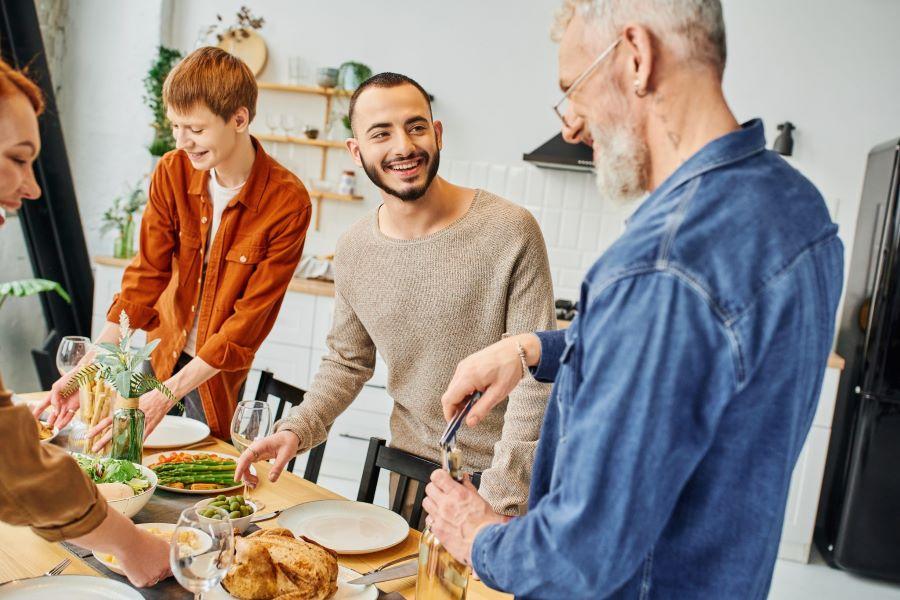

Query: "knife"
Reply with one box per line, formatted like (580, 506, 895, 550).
(348, 561, 417, 585)
(249, 509, 281, 523)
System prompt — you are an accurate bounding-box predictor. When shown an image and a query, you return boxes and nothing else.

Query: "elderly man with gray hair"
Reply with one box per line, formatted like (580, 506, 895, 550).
(423, 1, 844, 597)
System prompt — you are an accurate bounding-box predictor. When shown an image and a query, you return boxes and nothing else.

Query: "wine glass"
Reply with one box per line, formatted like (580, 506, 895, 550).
(170, 506, 234, 600)
(230, 400, 272, 509)
(281, 114, 299, 163)
(56, 336, 92, 376)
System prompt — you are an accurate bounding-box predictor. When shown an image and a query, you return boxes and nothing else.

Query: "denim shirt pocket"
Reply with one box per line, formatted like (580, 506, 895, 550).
(554, 328, 580, 440)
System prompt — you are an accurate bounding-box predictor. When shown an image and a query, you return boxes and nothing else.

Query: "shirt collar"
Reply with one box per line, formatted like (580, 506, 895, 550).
(627, 119, 767, 226)
(187, 136, 271, 212)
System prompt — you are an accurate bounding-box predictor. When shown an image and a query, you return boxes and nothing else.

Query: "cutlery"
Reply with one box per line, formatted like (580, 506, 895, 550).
(357, 553, 418, 578)
(45, 558, 70, 576)
(348, 560, 417, 585)
(249, 509, 281, 523)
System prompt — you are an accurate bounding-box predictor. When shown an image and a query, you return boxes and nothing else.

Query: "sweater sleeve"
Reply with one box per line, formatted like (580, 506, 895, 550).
(276, 285, 376, 451)
(477, 214, 555, 515)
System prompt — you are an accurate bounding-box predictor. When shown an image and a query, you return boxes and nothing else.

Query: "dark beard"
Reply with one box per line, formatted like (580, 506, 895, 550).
(360, 148, 441, 201)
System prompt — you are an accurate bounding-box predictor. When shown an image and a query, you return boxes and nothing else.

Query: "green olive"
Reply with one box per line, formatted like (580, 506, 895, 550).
(229, 510, 242, 519)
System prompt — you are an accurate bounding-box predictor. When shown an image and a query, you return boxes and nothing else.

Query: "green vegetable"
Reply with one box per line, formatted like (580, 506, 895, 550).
(73, 454, 149, 494)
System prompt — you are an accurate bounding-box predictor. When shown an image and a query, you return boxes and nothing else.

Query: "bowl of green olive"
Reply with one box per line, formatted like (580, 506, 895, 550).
(194, 495, 257, 533)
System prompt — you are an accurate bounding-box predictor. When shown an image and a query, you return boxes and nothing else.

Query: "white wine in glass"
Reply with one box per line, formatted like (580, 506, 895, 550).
(230, 400, 272, 509)
(171, 506, 234, 600)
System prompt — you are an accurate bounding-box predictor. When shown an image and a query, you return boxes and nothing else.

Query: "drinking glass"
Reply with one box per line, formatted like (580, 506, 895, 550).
(170, 506, 234, 600)
(230, 400, 272, 509)
(56, 336, 92, 376)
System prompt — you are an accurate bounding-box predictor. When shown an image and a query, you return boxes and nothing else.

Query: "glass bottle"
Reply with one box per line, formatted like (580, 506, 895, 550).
(416, 445, 470, 600)
(110, 396, 144, 463)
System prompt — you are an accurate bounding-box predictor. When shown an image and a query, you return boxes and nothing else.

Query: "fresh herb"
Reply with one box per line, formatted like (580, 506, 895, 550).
(61, 310, 175, 402)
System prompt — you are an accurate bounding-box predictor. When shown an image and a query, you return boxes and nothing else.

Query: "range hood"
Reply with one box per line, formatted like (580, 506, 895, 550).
(523, 133, 594, 172)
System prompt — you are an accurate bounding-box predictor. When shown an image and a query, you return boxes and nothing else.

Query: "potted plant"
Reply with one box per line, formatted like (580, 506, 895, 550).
(101, 180, 147, 259)
(62, 311, 175, 462)
(144, 46, 183, 160)
(0, 279, 70, 403)
(337, 61, 372, 91)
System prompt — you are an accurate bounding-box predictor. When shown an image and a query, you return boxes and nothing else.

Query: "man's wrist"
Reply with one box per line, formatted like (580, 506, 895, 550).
(516, 333, 542, 367)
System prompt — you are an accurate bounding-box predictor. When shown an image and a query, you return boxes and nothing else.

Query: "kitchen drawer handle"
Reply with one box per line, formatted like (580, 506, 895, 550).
(338, 432, 371, 442)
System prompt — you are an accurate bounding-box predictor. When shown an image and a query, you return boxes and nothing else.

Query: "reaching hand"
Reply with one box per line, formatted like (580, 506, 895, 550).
(116, 526, 172, 587)
(34, 369, 81, 429)
(235, 430, 301, 486)
(441, 333, 540, 428)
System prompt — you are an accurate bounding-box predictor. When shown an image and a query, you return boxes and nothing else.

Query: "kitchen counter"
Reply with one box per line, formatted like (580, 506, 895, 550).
(94, 255, 335, 297)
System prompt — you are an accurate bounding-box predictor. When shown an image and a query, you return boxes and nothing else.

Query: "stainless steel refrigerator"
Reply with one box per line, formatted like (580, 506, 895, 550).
(816, 137, 900, 581)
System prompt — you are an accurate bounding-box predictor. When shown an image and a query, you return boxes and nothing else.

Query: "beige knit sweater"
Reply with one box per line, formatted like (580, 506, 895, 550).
(278, 189, 555, 514)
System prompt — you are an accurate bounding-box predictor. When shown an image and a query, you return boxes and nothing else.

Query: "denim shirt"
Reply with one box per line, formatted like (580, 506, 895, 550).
(471, 120, 844, 599)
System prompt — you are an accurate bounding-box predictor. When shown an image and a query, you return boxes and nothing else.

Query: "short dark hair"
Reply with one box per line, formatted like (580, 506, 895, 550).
(348, 72, 432, 135)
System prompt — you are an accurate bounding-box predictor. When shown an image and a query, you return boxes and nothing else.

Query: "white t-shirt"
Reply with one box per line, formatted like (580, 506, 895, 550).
(183, 169, 244, 357)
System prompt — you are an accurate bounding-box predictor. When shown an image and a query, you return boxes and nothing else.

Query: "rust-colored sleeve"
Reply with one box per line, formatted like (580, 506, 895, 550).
(198, 205, 311, 371)
(0, 405, 108, 541)
(106, 164, 177, 330)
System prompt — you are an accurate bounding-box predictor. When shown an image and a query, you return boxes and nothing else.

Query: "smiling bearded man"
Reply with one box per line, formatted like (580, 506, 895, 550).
(235, 72, 556, 523)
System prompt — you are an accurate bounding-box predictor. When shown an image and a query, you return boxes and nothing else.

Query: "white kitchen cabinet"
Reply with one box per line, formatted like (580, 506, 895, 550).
(90, 259, 392, 503)
(777, 366, 842, 562)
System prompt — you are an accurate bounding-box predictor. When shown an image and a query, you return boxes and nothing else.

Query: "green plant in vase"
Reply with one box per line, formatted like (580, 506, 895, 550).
(102, 180, 147, 259)
(62, 311, 175, 463)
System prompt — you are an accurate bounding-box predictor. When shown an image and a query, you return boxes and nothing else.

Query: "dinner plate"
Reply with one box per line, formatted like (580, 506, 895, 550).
(208, 565, 377, 600)
(143, 450, 254, 495)
(0, 575, 142, 599)
(93, 523, 212, 576)
(278, 500, 410, 555)
(144, 415, 210, 449)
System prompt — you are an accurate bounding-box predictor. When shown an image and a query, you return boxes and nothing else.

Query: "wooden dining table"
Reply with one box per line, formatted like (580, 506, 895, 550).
(0, 392, 512, 599)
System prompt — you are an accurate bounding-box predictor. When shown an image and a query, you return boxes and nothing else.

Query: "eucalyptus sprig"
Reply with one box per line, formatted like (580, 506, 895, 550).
(62, 310, 176, 402)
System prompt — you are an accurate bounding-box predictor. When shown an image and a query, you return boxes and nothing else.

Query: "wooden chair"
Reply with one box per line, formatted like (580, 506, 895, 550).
(253, 370, 326, 483)
(357, 437, 481, 529)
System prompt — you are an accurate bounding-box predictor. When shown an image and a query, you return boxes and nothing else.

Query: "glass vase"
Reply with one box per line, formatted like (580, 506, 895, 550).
(113, 218, 135, 259)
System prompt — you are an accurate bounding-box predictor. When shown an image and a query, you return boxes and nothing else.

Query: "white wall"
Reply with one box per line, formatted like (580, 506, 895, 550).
(58, 0, 165, 259)
(56, 0, 900, 303)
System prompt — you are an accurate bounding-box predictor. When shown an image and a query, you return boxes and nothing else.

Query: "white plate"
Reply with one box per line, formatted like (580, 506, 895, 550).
(208, 565, 377, 600)
(145, 415, 210, 449)
(278, 500, 410, 555)
(93, 523, 212, 576)
(0, 575, 143, 599)
(143, 450, 254, 495)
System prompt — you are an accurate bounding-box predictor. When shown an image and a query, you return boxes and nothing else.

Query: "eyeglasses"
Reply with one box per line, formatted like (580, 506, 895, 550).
(553, 37, 621, 126)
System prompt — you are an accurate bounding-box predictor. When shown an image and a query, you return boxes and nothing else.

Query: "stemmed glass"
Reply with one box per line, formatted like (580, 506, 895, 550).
(56, 336, 92, 376)
(230, 400, 272, 510)
(170, 506, 234, 600)
(265, 113, 280, 159)
(281, 114, 300, 165)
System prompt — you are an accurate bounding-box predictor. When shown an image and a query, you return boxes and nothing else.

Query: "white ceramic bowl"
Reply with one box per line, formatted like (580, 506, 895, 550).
(194, 496, 258, 534)
(106, 464, 158, 519)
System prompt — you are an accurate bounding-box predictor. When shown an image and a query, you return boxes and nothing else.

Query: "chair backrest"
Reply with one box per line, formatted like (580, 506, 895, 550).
(253, 370, 326, 483)
(357, 437, 481, 529)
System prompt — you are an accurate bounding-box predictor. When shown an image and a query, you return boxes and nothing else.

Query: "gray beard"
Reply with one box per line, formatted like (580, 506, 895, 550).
(589, 122, 649, 206)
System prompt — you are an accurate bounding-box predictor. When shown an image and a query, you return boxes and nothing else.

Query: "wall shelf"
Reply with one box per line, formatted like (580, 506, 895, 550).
(255, 132, 345, 149)
(256, 80, 357, 230)
(309, 190, 363, 202)
(257, 81, 353, 97)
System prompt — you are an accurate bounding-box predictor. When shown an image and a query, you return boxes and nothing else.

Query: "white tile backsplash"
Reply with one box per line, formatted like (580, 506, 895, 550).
(446, 159, 628, 302)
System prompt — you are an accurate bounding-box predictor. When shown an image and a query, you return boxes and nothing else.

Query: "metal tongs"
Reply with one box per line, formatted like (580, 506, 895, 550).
(439, 392, 482, 470)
